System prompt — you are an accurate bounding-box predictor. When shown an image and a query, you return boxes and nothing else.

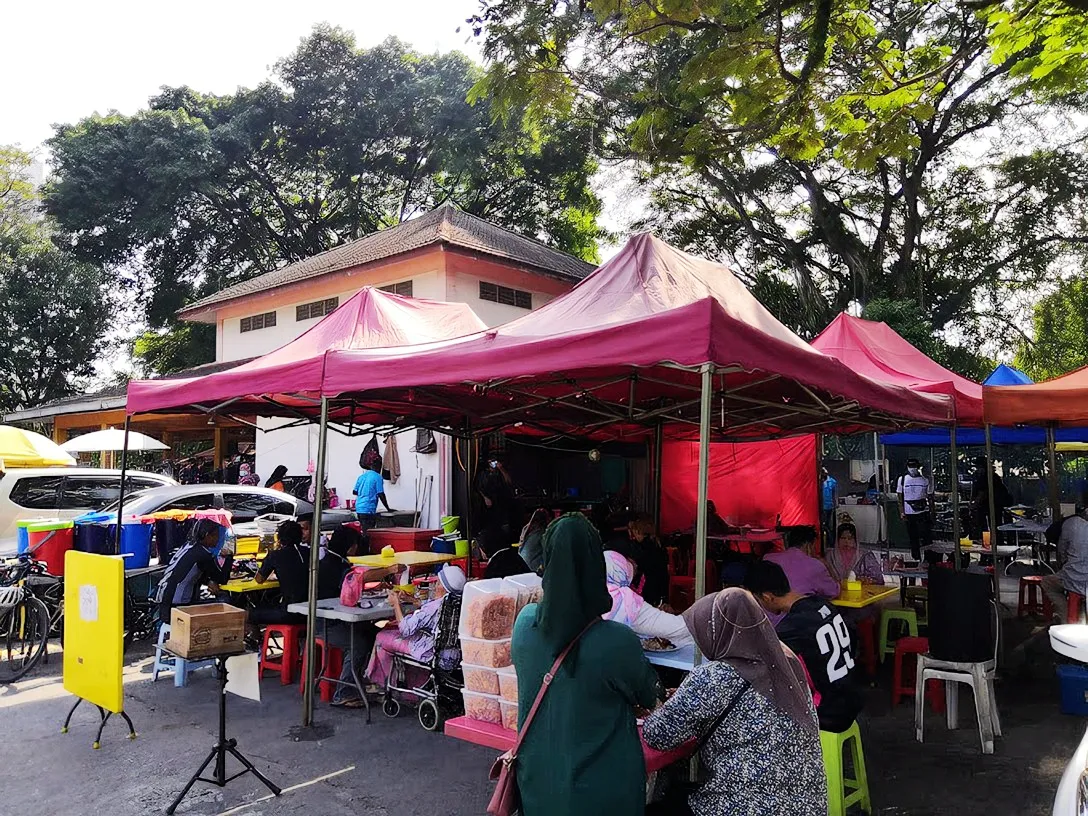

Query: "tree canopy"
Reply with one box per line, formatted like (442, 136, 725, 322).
(471, 0, 1088, 369)
(46, 27, 603, 372)
(1015, 277, 1088, 381)
(0, 147, 109, 412)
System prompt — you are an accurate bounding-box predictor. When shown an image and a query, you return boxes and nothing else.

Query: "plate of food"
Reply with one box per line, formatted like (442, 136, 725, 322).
(641, 636, 679, 653)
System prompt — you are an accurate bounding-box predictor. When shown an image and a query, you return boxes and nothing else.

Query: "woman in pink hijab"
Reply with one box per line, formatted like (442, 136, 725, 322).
(602, 550, 693, 646)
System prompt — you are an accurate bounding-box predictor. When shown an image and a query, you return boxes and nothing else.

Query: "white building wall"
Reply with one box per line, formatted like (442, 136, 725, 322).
(255, 418, 449, 529)
(445, 270, 557, 327)
(220, 271, 445, 362)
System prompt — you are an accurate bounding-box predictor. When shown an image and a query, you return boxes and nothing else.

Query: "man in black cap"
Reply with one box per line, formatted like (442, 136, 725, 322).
(897, 458, 934, 561)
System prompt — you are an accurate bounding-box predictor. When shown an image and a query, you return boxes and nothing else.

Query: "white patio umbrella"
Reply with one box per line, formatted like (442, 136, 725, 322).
(60, 427, 169, 453)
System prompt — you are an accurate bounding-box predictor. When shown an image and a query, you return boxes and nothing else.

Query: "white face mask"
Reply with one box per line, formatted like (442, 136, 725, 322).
(489, 460, 498, 470)
(908, 467, 921, 477)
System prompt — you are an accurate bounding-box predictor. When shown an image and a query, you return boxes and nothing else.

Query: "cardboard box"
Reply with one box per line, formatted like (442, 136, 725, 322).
(166, 603, 247, 659)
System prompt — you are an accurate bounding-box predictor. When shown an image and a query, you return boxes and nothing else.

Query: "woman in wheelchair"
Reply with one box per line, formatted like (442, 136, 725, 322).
(365, 564, 466, 690)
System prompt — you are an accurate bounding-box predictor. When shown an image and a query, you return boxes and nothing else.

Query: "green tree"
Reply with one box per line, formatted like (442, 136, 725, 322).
(0, 148, 110, 411)
(1015, 277, 1088, 381)
(46, 28, 603, 373)
(473, 0, 1088, 349)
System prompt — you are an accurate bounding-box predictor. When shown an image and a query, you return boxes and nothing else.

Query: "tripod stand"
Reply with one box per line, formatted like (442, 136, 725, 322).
(167, 656, 281, 815)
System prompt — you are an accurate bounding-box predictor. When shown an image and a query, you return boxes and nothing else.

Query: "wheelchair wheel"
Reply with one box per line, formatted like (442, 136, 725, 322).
(382, 696, 401, 718)
(418, 698, 441, 732)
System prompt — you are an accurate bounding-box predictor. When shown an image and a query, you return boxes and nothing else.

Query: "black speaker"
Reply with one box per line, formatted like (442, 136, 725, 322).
(927, 566, 994, 663)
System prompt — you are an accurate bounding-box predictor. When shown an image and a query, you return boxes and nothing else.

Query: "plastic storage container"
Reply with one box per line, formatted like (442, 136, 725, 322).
(459, 578, 518, 640)
(497, 664, 518, 702)
(74, 519, 115, 555)
(462, 689, 502, 725)
(15, 519, 34, 554)
(441, 515, 460, 535)
(151, 515, 195, 563)
(499, 699, 519, 732)
(461, 636, 512, 668)
(1057, 664, 1088, 715)
(503, 573, 543, 614)
(462, 663, 500, 695)
(368, 527, 444, 554)
(119, 520, 155, 569)
(26, 519, 75, 576)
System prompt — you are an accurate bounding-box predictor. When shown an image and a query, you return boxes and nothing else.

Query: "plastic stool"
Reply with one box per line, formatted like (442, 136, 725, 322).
(891, 637, 944, 713)
(152, 624, 215, 688)
(1069, 592, 1085, 624)
(904, 586, 929, 626)
(820, 720, 872, 816)
(299, 637, 344, 703)
(1017, 575, 1052, 619)
(856, 617, 878, 678)
(260, 623, 304, 685)
(879, 608, 919, 662)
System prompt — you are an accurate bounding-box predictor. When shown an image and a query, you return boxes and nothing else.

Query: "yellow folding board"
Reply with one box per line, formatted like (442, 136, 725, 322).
(63, 551, 125, 713)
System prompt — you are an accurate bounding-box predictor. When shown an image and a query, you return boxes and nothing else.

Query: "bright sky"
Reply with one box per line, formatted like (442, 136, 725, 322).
(1, 0, 482, 151)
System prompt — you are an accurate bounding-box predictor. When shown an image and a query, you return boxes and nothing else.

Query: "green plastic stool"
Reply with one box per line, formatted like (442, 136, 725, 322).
(821, 721, 872, 816)
(904, 586, 928, 627)
(879, 607, 919, 662)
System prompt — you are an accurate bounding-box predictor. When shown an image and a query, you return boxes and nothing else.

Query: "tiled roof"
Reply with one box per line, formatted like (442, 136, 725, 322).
(3, 358, 252, 422)
(179, 204, 596, 316)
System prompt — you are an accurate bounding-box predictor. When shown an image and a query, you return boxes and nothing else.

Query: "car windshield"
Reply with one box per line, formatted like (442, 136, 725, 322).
(100, 489, 152, 514)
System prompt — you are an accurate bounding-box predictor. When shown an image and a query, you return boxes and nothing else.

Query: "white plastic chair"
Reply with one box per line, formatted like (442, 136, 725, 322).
(915, 601, 1002, 754)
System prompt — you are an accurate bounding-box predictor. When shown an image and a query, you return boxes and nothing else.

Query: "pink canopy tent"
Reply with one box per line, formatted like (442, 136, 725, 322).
(126, 287, 486, 418)
(812, 312, 985, 551)
(317, 235, 953, 440)
(811, 313, 983, 424)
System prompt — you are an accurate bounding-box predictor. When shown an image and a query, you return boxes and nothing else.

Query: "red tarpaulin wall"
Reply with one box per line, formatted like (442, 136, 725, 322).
(660, 437, 818, 533)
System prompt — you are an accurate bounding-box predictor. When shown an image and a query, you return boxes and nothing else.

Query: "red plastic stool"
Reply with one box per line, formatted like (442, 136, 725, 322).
(299, 637, 344, 703)
(1017, 575, 1053, 619)
(856, 616, 878, 678)
(1069, 592, 1085, 624)
(891, 636, 944, 713)
(260, 623, 304, 686)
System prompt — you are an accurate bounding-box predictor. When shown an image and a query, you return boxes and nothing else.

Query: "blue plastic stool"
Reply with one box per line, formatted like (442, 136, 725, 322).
(152, 624, 214, 688)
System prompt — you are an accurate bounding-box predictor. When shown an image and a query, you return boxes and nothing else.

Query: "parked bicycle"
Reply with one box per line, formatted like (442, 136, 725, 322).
(0, 561, 51, 684)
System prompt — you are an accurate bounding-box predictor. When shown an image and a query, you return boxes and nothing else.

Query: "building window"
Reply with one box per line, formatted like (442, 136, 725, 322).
(296, 297, 339, 321)
(480, 281, 532, 310)
(239, 311, 277, 333)
(379, 280, 414, 297)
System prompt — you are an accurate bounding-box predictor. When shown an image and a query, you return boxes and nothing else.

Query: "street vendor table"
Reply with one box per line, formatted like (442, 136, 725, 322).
(832, 584, 897, 608)
(221, 578, 280, 608)
(998, 518, 1050, 560)
(286, 597, 397, 721)
(714, 530, 783, 557)
(348, 551, 460, 569)
(645, 642, 697, 672)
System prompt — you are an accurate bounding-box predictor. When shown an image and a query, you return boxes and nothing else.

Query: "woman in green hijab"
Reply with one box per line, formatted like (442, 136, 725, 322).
(512, 514, 661, 816)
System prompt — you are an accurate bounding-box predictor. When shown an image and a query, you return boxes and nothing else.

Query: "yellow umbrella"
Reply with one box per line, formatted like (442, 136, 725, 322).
(0, 425, 77, 467)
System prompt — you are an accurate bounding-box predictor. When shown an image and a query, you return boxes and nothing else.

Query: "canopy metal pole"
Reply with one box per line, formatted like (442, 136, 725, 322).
(873, 432, 883, 546)
(951, 424, 961, 568)
(114, 415, 132, 553)
(1047, 424, 1061, 521)
(302, 396, 329, 728)
(694, 364, 713, 602)
(652, 423, 664, 529)
(464, 428, 476, 578)
(985, 424, 998, 549)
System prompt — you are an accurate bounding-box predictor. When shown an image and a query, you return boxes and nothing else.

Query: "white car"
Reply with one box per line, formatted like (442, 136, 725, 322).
(0, 467, 177, 549)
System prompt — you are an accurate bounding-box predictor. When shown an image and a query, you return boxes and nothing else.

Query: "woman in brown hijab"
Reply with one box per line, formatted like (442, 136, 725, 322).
(642, 588, 826, 816)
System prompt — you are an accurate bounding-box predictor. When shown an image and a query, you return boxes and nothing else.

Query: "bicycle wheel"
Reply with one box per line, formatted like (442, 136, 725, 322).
(0, 595, 50, 684)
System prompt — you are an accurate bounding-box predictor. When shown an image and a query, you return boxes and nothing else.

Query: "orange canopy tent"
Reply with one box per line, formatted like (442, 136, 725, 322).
(983, 366, 1088, 427)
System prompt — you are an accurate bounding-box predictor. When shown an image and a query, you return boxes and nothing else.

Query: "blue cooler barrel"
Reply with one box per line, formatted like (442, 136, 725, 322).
(120, 521, 154, 569)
